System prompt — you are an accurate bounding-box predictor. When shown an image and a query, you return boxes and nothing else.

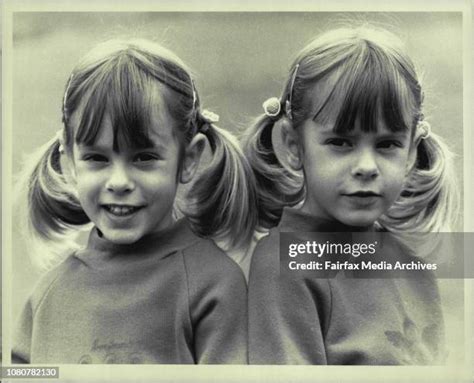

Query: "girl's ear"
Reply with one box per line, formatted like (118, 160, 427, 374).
(406, 124, 428, 174)
(180, 132, 206, 184)
(59, 140, 77, 185)
(280, 118, 303, 170)
(406, 141, 419, 175)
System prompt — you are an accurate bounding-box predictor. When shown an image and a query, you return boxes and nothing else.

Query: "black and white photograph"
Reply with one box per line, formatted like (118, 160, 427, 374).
(2, 1, 473, 382)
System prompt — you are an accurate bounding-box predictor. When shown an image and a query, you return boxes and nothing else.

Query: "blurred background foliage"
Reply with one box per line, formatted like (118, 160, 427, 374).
(10, 12, 464, 364)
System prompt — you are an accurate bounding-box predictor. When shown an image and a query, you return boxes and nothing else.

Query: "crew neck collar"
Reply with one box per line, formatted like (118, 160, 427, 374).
(278, 207, 374, 233)
(86, 218, 198, 256)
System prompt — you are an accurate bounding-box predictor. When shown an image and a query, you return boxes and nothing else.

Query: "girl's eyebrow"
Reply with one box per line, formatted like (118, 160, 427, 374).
(141, 139, 167, 151)
(318, 129, 353, 137)
(376, 132, 410, 140)
(76, 143, 109, 151)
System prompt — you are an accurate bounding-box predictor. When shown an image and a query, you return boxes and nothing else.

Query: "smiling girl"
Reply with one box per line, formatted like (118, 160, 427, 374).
(13, 39, 256, 364)
(243, 26, 458, 364)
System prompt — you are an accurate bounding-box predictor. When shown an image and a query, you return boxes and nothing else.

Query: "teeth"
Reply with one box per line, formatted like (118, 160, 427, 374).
(104, 205, 139, 216)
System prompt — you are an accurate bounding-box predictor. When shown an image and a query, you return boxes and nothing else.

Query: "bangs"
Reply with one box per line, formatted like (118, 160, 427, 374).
(69, 53, 176, 151)
(312, 40, 415, 134)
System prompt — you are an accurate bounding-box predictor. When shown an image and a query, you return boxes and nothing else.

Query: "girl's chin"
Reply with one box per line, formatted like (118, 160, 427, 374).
(99, 228, 144, 245)
(337, 212, 379, 227)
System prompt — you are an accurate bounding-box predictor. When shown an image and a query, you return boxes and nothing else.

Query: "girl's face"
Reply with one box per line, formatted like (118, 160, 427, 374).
(284, 113, 416, 227)
(65, 99, 200, 245)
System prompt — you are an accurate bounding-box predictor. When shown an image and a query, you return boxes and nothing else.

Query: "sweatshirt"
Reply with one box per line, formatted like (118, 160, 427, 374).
(248, 207, 445, 365)
(13, 219, 247, 364)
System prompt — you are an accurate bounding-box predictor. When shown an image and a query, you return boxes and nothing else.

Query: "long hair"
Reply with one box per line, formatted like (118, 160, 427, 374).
(16, 38, 258, 270)
(242, 26, 459, 236)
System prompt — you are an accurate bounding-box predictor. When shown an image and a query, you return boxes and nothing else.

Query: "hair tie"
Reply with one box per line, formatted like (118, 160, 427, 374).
(417, 120, 431, 140)
(262, 97, 281, 118)
(201, 109, 219, 124)
(198, 109, 219, 133)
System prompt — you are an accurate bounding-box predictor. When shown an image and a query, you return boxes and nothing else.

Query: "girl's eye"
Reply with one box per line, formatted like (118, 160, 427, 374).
(83, 154, 108, 162)
(326, 138, 353, 148)
(134, 152, 160, 162)
(377, 140, 403, 150)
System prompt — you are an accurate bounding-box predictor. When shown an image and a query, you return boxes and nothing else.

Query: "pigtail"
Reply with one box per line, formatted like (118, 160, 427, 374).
(185, 117, 258, 249)
(14, 135, 89, 271)
(240, 114, 304, 228)
(378, 131, 459, 259)
(381, 132, 459, 233)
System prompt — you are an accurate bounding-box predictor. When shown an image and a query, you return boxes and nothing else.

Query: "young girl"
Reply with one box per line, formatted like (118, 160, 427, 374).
(13, 38, 256, 364)
(243, 26, 458, 364)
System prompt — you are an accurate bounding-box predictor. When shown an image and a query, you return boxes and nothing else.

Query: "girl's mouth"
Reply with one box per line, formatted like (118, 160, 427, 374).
(102, 204, 143, 216)
(345, 191, 381, 197)
(342, 191, 381, 207)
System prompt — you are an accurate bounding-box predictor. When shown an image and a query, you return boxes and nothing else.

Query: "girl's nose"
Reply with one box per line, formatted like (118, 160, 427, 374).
(105, 163, 135, 193)
(351, 149, 379, 181)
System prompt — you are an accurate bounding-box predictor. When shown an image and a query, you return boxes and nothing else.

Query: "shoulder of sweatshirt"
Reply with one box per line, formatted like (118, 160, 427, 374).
(27, 254, 82, 314)
(180, 237, 247, 290)
(248, 226, 281, 266)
